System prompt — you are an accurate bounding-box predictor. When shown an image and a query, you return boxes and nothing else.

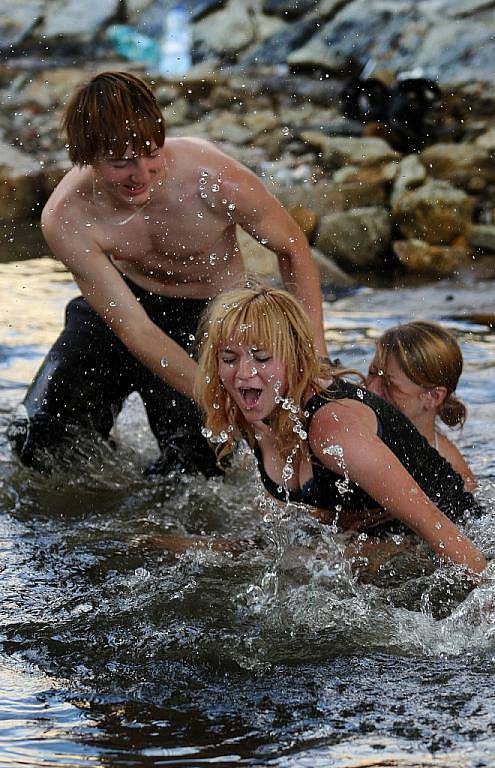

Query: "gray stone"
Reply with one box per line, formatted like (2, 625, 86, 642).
(467, 224, 495, 252)
(275, 179, 345, 218)
(391, 154, 427, 205)
(300, 133, 399, 169)
(392, 238, 470, 276)
(262, 0, 320, 18)
(315, 206, 392, 270)
(418, 0, 495, 18)
(0, 0, 44, 48)
(392, 180, 475, 245)
(240, 15, 321, 66)
(194, 0, 255, 57)
(475, 127, 495, 151)
(237, 225, 354, 290)
(420, 142, 495, 190)
(0, 134, 45, 221)
(40, 0, 120, 42)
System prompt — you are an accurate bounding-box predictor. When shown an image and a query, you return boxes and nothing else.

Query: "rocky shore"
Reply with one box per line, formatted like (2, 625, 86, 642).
(1, 0, 495, 292)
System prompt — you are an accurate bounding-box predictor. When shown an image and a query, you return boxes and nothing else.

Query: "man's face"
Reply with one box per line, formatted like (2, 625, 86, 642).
(93, 142, 166, 204)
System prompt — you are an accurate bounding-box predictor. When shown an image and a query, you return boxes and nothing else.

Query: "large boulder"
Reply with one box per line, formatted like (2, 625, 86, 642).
(236, 226, 353, 290)
(275, 179, 345, 218)
(420, 143, 495, 192)
(299, 134, 399, 170)
(390, 154, 427, 206)
(281, 0, 495, 84)
(0, 0, 44, 48)
(333, 163, 397, 208)
(467, 224, 495, 253)
(194, 0, 256, 58)
(392, 238, 471, 277)
(39, 0, 120, 43)
(315, 206, 392, 271)
(0, 135, 45, 221)
(392, 180, 475, 245)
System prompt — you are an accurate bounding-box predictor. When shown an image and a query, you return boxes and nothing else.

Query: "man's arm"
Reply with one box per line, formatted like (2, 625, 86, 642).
(41, 210, 198, 400)
(221, 161, 326, 354)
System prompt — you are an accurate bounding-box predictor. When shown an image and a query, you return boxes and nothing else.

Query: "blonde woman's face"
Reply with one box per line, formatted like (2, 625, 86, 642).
(218, 338, 287, 424)
(367, 352, 430, 424)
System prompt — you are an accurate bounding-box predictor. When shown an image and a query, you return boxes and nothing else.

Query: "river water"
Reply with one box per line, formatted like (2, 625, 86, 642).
(0, 245, 495, 767)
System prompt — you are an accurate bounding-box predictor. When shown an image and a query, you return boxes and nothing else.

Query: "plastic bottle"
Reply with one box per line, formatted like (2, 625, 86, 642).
(106, 24, 160, 67)
(158, 3, 192, 77)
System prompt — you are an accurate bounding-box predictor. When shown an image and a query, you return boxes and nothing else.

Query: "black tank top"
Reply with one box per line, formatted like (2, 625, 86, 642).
(255, 379, 482, 531)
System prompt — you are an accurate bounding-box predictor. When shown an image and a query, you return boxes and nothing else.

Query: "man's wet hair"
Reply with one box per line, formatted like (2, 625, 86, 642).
(62, 71, 165, 166)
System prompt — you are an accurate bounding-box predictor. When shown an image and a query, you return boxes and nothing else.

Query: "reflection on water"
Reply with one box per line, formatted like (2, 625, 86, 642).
(0, 258, 495, 767)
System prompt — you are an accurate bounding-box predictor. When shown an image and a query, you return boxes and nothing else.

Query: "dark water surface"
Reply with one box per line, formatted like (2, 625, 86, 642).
(1, 256, 495, 767)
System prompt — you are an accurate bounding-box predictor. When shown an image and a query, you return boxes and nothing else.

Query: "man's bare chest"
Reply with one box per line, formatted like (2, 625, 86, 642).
(97, 203, 232, 263)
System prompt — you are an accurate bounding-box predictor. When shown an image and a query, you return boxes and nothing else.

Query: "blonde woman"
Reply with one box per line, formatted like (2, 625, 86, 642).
(195, 283, 485, 580)
(367, 321, 476, 491)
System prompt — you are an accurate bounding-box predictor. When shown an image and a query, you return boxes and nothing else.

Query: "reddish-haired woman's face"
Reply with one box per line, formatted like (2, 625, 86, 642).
(367, 352, 430, 424)
(218, 339, 287, 424)
(93, 143, 166, 205)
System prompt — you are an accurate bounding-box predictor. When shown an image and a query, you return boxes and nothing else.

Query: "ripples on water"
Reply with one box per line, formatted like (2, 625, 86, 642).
(1, 258, 495, 767)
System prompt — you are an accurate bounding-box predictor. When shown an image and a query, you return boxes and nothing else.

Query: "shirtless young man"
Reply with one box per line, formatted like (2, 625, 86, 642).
(7, 71, 325, 476)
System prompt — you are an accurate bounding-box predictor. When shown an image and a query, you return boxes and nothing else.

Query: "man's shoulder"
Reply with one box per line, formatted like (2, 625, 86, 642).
(42, 167, 90, 223)
(166, 136, 238, 168)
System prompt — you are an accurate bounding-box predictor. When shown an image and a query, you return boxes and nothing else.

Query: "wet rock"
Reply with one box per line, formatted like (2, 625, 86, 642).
(237, 224, 354, 290)
(240, 15, 321, 67)
(467, 223, 495, 253)
(333, 163, 397, 208)
(262, 0, 317, 18)
(194, 0, 255, 58)
(412, 16, 495, 84)
(162, 97, 190, 126)
(392, 180, 475, 245)
(205, 112, 253, 144)
(0, 0, 44, 49)
(420, 142, 495, 192)
(311, 247, 356, 292)
(39, 0, 120, 43)
(393, 238, 471, 277)
(287, 204, 318, 241)
(287, 1, 417, 77)
(255, 73, 345, 107)
(391, 154, 427, 206)
(276, 179, 345, 218)
(449, 312, 495, 328)
(315, 206, 392, 271)
(475, 126, 495, 151)
(16, 68, 88, 111)
(0, 135, 45, 221)
(300, 134, 399, 170)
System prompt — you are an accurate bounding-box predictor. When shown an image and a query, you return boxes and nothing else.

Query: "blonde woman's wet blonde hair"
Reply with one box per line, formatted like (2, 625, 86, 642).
(374, 320, 467, 427)
(195, 282, 346, 465)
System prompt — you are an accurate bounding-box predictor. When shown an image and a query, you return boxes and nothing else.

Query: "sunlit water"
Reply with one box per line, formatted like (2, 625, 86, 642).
(1, 254, 495, 767)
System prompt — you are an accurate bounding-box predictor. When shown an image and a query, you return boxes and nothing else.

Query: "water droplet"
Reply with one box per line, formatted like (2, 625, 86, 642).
(160, 357, 169, 368)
